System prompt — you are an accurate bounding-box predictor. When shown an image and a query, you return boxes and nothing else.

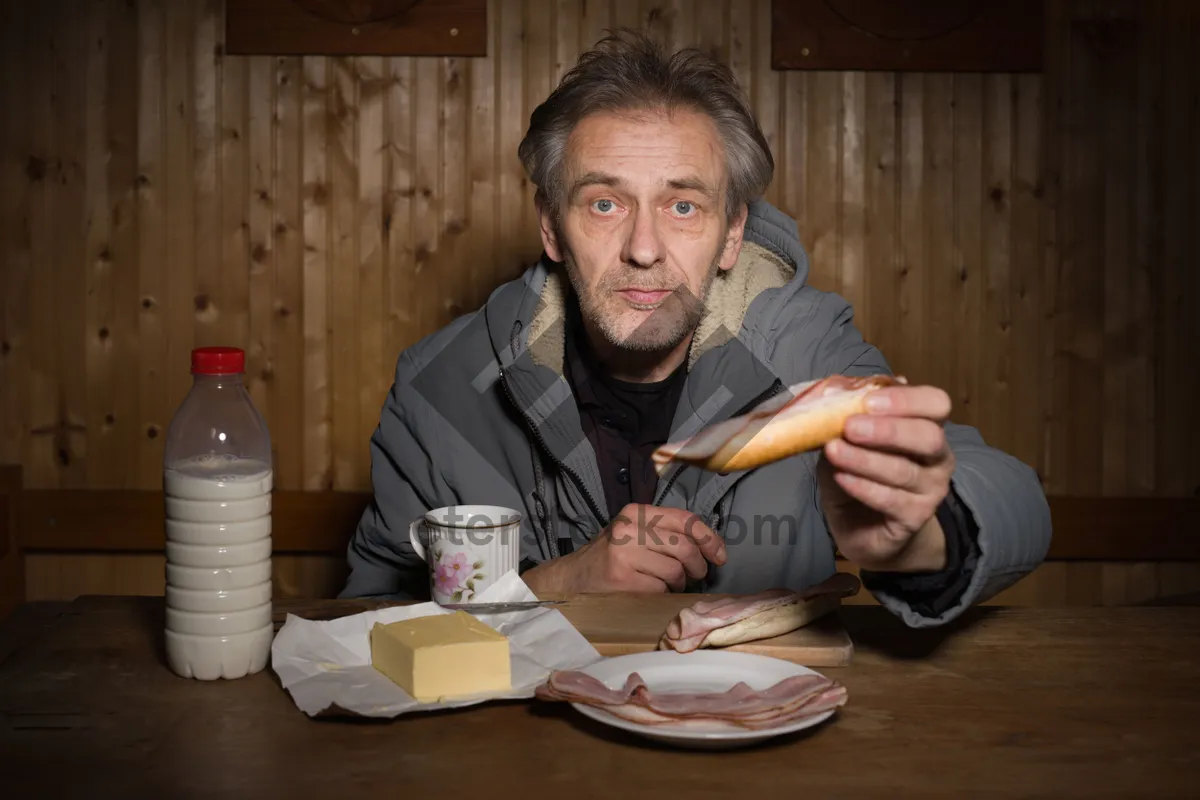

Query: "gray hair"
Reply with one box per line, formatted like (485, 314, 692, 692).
(517, 28, 774, 223)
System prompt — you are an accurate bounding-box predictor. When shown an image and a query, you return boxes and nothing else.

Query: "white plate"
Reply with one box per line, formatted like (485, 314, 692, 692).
(566, 650, 842, 749)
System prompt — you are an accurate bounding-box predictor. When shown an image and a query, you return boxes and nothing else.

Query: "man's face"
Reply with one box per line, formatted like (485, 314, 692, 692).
(538, 108, 747, 353)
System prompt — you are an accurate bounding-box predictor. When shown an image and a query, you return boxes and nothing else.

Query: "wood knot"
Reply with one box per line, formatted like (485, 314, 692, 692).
(251, 243, 268, 264)
(146, 424, 159, 439)
(0, 341, 9, 356)
(383, 212, 393, 233)
(421, 187, 432, 199)
(257, 189, 270, 203)
(444, 218, 466, 236)
(141, 296, 155, 310)
(989, 186, 1006, 208)
(136, 173, 150, 187)
(277, 305, 291, 318)
(414, 243, 431, 264)
(260, 365, 274, 382)
(1073, 18, 1138, 59)
(310, 182, 329, 205)
(26, 156, 47, 181)
(98, 246, 112, 263)
(274, 221, 288, 236)
(104, 413, 115, 426)
(97, 326, 110, 341)
(194, 293, 210, 312)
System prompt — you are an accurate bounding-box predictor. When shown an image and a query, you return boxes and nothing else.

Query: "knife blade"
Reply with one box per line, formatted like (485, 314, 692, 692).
(438, 600, 567, 613)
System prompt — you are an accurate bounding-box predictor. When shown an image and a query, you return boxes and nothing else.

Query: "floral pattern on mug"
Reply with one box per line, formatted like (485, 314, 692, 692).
(432, 548, 486, 601)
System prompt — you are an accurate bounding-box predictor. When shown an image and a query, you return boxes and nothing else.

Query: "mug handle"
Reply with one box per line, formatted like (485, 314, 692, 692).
(408, 517, 428, 562)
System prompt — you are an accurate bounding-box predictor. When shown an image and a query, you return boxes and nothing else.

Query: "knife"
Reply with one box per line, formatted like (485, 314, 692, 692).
(438, 600, 567, 613)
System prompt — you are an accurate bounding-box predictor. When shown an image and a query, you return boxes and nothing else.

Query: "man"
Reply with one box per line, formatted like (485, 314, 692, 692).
(340, 30, 1051, 627)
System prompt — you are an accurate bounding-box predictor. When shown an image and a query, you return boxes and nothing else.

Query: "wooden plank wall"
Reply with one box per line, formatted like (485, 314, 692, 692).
(1, 0, 1197, 604)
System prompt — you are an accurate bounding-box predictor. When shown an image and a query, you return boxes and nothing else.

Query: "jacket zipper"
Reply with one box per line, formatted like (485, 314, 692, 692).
(498, 367, 610, 531)
(655, 377, 786, 504)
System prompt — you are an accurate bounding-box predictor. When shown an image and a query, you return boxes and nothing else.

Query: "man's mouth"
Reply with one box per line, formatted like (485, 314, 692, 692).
(617, 288, 674, 306)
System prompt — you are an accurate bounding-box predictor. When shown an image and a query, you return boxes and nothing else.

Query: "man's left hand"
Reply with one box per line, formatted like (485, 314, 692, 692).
(816, 383, 955, 573)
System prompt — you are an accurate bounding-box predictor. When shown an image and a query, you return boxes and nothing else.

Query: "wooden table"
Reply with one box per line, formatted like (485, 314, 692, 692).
(2, 597, 1198, 798)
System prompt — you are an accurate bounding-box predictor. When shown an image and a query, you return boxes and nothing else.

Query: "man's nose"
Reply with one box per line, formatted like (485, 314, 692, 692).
(622, 205, 665, 268)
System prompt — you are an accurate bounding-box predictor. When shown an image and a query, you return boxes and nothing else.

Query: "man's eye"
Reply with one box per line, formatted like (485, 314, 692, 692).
(592, 199, 616, 213)
(673, 201, 695, 215)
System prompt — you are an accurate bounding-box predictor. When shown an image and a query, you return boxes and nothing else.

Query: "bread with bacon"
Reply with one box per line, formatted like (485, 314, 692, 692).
(651, 374, 905, 476)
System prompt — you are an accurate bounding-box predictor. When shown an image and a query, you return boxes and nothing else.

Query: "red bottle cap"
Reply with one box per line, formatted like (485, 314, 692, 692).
(191, 346, 246, 375)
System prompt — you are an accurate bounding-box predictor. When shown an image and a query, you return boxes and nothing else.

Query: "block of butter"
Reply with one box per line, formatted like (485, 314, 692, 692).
(369, 611, 512, 702)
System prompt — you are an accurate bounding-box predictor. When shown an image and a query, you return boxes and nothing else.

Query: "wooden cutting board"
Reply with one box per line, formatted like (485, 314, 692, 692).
(541, 592, 854, 667)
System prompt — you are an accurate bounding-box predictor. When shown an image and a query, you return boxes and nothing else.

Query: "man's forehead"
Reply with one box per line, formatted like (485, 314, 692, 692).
(566, 170, 715, 195)
(563, 110, 727, 190)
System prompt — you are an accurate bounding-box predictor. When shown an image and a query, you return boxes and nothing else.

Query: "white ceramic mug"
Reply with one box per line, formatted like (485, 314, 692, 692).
(408, 505, 522, 605)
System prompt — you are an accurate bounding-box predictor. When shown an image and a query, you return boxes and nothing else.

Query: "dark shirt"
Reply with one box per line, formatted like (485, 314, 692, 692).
(564, 305, 687, 519)
(560, 302, 980, 619)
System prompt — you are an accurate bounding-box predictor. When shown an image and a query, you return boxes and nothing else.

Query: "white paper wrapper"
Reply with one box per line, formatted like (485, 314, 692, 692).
(270, 570, 604, 717)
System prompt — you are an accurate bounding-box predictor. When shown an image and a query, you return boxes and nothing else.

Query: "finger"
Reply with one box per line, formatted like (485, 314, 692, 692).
(658, 507, 727, 565)
(617, 570, 670, 593)
(865, 385, 952, 421)
(644, 535, 708, 580)
(824, 438, 927, 492)
(621, 510, 708, 580)
(842, 415, 948, 461)
(627, 548, 689, 592)
(831, 471, 938, 532)
(629, 506, 726, 566)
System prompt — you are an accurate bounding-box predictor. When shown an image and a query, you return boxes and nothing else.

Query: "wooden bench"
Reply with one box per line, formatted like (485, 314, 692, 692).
(2, 464, 1199, 616)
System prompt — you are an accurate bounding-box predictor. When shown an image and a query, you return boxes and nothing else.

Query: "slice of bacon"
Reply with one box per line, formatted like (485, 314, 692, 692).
(641, 674, 827, 718)
(594, 685, 847, 730)
(534, 670, 646, 704)
(658, 573, 862, 653)
(536, 668, 848, 730)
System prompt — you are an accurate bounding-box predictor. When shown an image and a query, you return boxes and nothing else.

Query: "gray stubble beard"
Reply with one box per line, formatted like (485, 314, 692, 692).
(556, 223, 727, 354)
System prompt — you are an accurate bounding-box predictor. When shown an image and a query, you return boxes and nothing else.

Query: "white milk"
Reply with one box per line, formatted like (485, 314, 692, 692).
(163, 454, 273, 680)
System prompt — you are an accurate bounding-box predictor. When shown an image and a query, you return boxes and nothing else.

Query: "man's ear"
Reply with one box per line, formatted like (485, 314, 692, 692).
(536, 191, 564, 262)
(717, 203, 749, 271)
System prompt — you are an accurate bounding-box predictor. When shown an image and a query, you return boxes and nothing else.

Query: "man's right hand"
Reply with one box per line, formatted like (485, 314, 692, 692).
(522, 504, 727, 595)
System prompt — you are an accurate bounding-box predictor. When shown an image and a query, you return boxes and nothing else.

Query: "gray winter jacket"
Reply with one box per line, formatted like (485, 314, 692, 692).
(340, 200, 1052, 627)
